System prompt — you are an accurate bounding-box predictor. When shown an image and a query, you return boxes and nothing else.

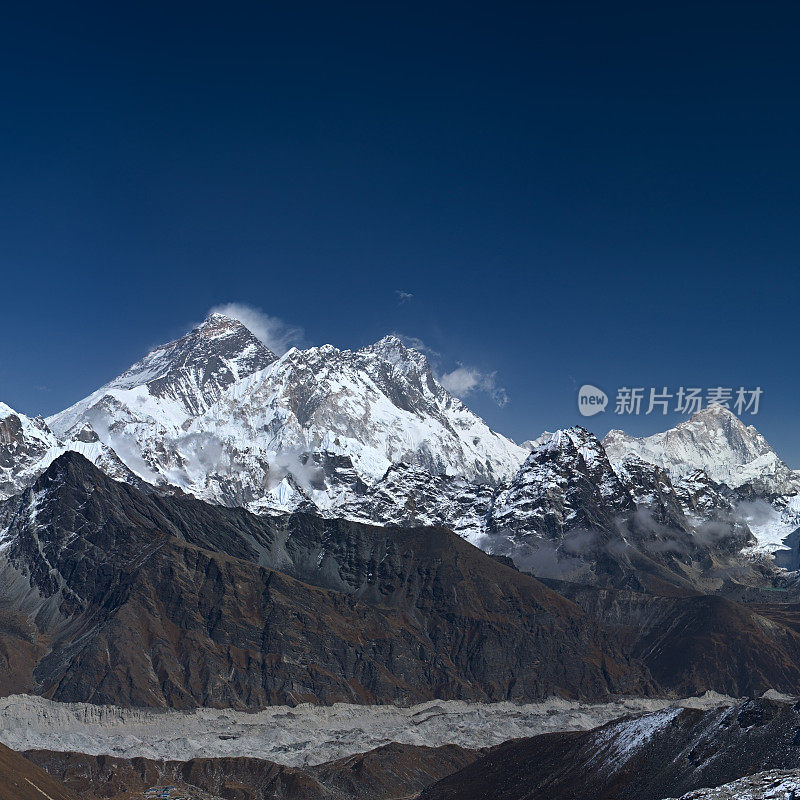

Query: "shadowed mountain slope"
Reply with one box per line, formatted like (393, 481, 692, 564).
(0, 451, 648, 708)
(543, 581, 800, 698)
(0, 741, 79, 800)
(26, 743, 482, 800)
(420, 695, 800, 800)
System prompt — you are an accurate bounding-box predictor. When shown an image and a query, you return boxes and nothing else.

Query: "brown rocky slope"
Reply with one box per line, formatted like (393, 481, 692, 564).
(419, 694, 800, 800)
(26, 743, 482, 800)
(0, 451, 650, 708)
(0, 741, 79, 800)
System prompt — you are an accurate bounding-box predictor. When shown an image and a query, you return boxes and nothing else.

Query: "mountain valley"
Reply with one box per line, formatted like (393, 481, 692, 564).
(4, 313, 800, 799)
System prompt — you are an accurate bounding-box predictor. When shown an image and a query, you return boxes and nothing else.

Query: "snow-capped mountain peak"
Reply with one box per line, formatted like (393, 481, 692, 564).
(603, 405, 799, 495)
(48, 314, 277, 440)
(0, 403, 62, 499)
(361, 333, 422, 364)
(489, 426, 634, 541)
(181, 333, 526, 491)
(6, 320, 525, 513)
(522, 431, 555, 451)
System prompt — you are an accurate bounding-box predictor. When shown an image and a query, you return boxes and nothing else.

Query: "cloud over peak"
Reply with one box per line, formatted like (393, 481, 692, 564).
(440, 364, 509, 407)
(209, 303, 304, 355)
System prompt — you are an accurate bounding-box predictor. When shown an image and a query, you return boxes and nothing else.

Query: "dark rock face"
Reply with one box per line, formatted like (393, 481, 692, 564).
(27, 743, 483, 800)
(614, 454, 690, 530)
(0, 452, 648, 708)
(0, 413, 26, 466)
(420, 696, 800, 800)
(482, 428, 758, 593)
(0, 409, 59, 499)
(557, 584, 800, 697)
(672, 468, 734, 516)
(489, 428, 634, 540)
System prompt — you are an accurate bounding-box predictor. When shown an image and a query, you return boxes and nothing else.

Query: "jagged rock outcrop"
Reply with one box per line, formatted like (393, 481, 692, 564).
(671, 468, 734, 517)
(613, 454, 690, 529)
(488, 428, 634, 540)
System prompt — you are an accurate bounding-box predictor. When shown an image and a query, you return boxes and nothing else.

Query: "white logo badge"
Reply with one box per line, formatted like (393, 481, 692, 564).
(578, 385, 607, 416)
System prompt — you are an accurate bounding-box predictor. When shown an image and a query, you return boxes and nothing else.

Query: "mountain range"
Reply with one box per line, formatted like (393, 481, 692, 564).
(4, 312, 800, 581)
(5, 312, 800, 799)
(0, 450, 649, 707)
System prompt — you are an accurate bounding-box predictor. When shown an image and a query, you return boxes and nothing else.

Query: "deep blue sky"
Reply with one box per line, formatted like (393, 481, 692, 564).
(2, 2, 800, 461)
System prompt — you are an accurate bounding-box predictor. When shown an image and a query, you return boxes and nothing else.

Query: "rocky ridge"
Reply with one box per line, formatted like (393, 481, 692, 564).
(0, 451, 648, 708)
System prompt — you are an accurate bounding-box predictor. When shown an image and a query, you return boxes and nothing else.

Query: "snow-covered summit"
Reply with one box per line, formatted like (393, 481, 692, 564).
(29, 317, 526, 510)
(522, 431, 555, 451)
(603, 405, 799, 495)
(489, 426, 633, 539)
(48, 313, 277, 439)
(176, 332, 526, 490)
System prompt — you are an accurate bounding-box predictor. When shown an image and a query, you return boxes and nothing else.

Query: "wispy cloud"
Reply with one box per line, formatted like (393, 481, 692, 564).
(391, 333, 508, 408)
(209, 303, 305, 355)
(395, 290, 414, 304)
(440, 365, 509, 407)
(392, 333, 440, 359)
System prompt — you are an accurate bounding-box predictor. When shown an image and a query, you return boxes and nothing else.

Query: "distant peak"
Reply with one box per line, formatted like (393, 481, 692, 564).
(376, 334, 405, 347)
(367, 334, 409, 355)
(198, 312, 246, 332)
(557, 425, 596, 441)
(203, 311, 232, 322)
(363, 334, 432, 366)
(361, 336, 437, 387)
(534, 428, 570, 452)
(522, 431, 554, 451)
(530, 426, 606, 458)
(688, 404, 742, 425)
